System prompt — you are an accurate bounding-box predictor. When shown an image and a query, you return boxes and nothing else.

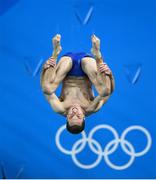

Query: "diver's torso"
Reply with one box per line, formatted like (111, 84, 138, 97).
(59, 52, 94, 110)
(60, 76, 94, 110)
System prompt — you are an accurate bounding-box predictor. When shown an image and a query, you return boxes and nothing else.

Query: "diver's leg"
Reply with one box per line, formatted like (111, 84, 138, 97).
(82, 56, 114, 96)
(41, 34, 72, 94)
(90, 34, 115, 94)
(41, 56, 72, 94)
(81, 35, 114, 96)
(81, 57, 108, 96)
(41, 34, 62, 91)
(81, 57, 97, 85)
(49, 56, 72, 93)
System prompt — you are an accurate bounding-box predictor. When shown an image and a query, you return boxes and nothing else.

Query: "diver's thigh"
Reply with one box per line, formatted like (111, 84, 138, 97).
(81, 57, 97, 80)
(56, 56, 72, 70)
(54, 56, 72, 82)
(56, 56, 72, 74)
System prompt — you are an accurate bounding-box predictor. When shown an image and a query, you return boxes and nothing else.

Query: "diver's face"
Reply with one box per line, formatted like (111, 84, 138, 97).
(67, 105, 84, 126)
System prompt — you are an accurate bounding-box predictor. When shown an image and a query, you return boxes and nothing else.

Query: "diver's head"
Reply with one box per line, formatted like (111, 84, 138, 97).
(66, 104, 85, 134)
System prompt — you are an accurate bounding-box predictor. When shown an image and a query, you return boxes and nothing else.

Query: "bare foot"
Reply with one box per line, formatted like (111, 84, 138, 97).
(52, 34, 62, 58)
(91, 34, 102, 59)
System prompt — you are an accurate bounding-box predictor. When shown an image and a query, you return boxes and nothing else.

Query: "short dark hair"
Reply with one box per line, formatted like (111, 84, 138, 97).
(66, 120, 85, 134)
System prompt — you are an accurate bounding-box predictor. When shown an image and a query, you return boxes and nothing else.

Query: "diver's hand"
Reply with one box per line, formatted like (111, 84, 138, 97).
(91, 34, 102, 59)
(43, 57, 56, 70)
(98, 63, 112, 75)
(52, 34, 62, 58)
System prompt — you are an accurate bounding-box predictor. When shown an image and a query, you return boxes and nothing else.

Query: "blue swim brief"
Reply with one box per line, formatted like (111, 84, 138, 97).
(62, 52, 93, 77)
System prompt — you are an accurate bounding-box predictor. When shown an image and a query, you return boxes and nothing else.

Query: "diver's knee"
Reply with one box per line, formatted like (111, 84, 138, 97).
(59, 56, 73, 70)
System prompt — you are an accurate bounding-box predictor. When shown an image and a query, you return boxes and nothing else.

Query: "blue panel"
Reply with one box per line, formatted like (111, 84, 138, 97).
(0, 0, 155, 178)
(0, 0, 19, 16)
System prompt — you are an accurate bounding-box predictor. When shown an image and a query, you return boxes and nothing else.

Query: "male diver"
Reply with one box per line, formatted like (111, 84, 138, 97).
(41, 34, 115, 134)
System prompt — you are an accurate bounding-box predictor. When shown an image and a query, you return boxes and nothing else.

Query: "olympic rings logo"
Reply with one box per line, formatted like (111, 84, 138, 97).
(55, 124, 152, 170)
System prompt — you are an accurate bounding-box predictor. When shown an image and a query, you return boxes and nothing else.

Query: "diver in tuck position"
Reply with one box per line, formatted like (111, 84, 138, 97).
(41, 34, 115, 134)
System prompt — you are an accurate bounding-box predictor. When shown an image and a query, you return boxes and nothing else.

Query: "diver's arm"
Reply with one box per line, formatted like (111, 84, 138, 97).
(86, 89, 109, 115)
(45, 93, 66, 115)
(86, 95, 103, 115)
(85, 72, 114, 115)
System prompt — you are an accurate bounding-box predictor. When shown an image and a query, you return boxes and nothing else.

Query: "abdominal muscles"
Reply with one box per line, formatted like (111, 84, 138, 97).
(63, 87, 91, 109)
